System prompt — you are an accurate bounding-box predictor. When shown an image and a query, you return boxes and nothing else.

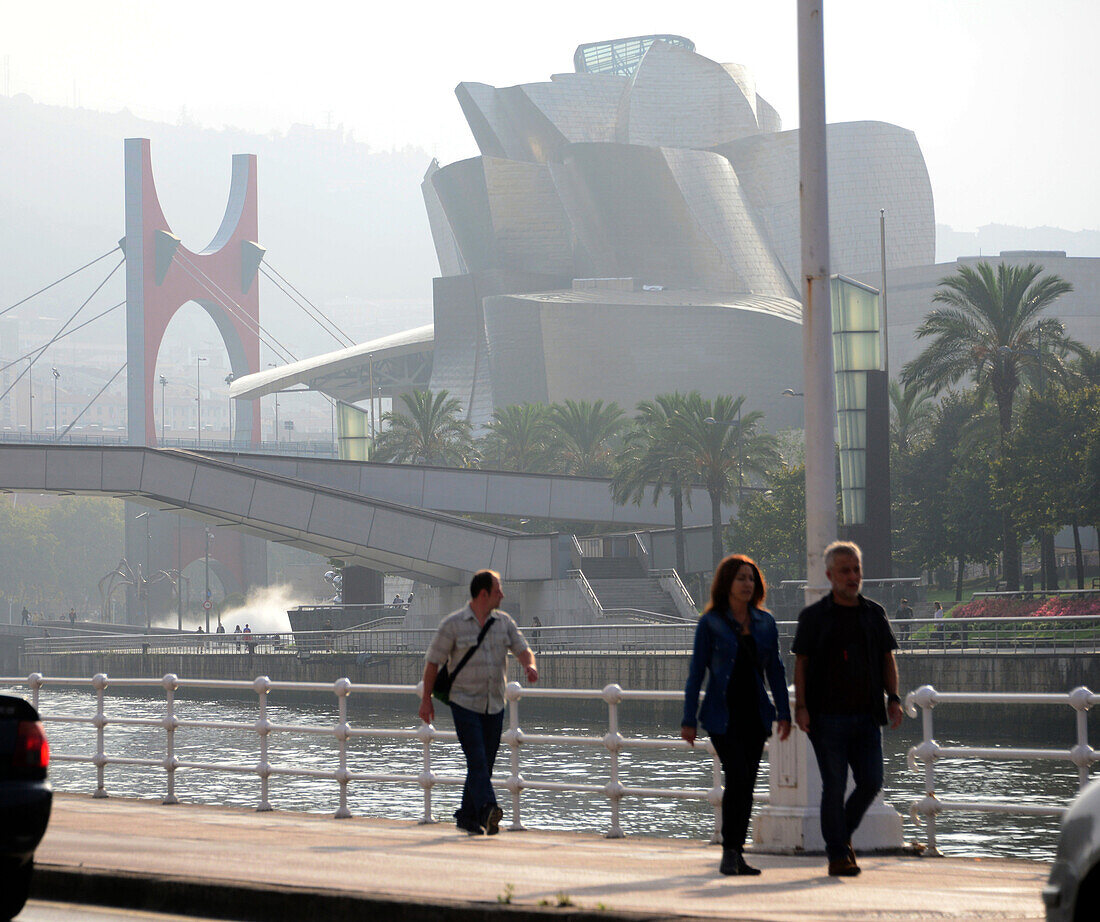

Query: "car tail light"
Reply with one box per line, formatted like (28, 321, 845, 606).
(15, 719, 49, 771)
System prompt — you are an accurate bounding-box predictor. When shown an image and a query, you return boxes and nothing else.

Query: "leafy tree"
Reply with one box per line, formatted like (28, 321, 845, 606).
(479, 403, 557, 473)
(892, 392, 1000, 599)
(1008, 385, 1100, 588)
(373, 389, 476, 466)
(0, 496, 124, 614)
(889, 380, 935, 457)
(727, 462, 806, 580)
(668, 393, 780, 570)
(900, 261, 1077, 589)
(612, 393, 696, 575)
(547, 399, 625, 477)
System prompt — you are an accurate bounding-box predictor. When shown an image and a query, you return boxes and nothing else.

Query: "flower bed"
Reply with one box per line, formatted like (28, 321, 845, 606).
(952, 596, 1100, 619)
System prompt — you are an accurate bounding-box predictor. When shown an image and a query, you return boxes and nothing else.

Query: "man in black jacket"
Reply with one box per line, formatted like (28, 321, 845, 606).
(792, 541, 904, 877)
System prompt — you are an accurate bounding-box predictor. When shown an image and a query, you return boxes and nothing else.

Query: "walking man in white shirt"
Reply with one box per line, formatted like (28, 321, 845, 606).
(419, 570, 538, 834)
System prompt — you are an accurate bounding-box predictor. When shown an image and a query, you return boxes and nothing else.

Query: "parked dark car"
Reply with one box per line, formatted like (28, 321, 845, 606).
(1044, 777, 1100, 922)
(0, 694, 52, 921)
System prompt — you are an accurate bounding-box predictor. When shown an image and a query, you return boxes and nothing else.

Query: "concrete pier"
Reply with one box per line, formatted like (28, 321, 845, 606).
(34, 793, 1047, 921)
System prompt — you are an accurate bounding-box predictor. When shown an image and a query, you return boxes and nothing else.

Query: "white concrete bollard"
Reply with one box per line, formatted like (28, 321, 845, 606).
(754, 723, 904, 854)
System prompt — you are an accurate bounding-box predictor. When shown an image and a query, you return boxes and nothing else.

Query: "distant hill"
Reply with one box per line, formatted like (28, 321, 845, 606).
(937, 223, 1100, 263)
(0, 94, 438, 354)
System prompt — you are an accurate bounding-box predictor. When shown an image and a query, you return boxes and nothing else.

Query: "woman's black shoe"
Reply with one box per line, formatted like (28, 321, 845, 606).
(719, 850, 761, 876)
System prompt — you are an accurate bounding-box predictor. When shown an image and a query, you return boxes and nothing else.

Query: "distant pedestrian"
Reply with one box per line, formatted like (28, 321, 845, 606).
(531, 616, 542, 650)
(933, 601, 945, 644)
(215, 622, 225, 634)
(419, 570, 538, 835)
(234, 624, 242, 652)
(792, 541, 903, 877)
(243, 623, 254, 654)
(21, 607, 30, 626)
(893, 598, 912, 643)
(392, 594, 404, 605)
(68, 608, 77, 625)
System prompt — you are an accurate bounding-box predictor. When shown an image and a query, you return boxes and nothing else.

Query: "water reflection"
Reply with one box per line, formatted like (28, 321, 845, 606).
(9, 685, 1090, 860)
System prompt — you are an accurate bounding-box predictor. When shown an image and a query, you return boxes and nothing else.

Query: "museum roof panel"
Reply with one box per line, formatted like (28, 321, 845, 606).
(500, 288, 803, 323)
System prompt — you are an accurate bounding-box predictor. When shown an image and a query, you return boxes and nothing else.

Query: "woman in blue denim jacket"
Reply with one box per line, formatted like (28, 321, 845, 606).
(681, 554, 792, 876)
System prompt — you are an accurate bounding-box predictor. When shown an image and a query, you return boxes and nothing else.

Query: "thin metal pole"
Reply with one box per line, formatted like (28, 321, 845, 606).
(368, 354, 375, 449)
(880, 208, 890, 380)
(798, 0, 838, 599)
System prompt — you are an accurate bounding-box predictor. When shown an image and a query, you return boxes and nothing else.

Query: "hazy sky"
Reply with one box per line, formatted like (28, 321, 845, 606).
(5, 1, 1098, 231)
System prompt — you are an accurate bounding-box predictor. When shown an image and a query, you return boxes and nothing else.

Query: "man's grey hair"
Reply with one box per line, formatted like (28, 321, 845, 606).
(824, 540, 862, 570)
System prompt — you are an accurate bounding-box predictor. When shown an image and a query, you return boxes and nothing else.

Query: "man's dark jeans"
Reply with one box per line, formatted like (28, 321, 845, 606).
(808, 713, 883, 862)
(449, 702, 504, 828)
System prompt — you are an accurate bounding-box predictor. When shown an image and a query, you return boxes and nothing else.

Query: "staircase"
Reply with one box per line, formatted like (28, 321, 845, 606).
(586, 576, 686, 621)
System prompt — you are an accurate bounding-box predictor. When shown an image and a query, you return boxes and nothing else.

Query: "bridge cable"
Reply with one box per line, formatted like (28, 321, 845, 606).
(169, 251, 299, 365)
(258, 262, 355, 347)
(0, 301, 125, 373)
(57, 362, 127, 441)
(167, 254, 340, 416)
(0, 258, 125, 405)
(0, 246, 121, 320)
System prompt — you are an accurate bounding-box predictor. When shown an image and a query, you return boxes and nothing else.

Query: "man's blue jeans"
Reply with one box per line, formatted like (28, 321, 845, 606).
(808, 714, 884, 862)
(449, 702, 504, 828)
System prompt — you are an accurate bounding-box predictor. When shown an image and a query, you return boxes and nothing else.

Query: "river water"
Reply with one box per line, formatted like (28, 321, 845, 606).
(8, 685, 1091, 862)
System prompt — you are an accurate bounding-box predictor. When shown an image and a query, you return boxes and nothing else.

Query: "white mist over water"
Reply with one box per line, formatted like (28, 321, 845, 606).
(218, 584, 300, 634)
(153, 584, 302, 633)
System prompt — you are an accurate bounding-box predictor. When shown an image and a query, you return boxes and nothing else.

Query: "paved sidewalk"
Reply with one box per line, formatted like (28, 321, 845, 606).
(34, 794, 1047, 921)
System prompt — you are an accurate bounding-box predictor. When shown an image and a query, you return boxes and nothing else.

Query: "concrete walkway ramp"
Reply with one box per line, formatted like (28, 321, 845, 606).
(0, 444, 562, 585)
(37, 794, 1047, 921)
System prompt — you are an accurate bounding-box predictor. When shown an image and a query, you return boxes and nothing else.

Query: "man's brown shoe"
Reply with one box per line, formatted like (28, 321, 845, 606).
(847, 841, 859, 868)
(827, 856, 861, 877)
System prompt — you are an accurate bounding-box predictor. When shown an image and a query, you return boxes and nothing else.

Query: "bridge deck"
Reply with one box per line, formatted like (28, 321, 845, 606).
(37, 793, 1047, 921)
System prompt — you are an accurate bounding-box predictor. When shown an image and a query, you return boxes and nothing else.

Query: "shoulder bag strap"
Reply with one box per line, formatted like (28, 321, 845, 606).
(448, 616, 495, 683)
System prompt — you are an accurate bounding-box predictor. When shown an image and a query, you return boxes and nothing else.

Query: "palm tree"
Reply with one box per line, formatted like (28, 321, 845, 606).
(900, 261, 1077, 589)
(612, 393, 696, 575)
(669, 393, 780, 569)
(479, 403, 557, 473)
(373, 389, 476, 466)
(547, 399, 625, 477)
(888, 380, 936, 457)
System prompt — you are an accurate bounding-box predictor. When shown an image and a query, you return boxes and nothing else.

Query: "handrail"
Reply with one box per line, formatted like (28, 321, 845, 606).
(566, 569, 604, 621)
(1, 672, 727, 840)
(650, 568, 697, 619)
(904, 684, 1100, 855)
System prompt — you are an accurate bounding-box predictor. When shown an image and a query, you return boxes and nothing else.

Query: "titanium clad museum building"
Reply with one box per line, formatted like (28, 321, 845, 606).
(236, 36, 936, 431)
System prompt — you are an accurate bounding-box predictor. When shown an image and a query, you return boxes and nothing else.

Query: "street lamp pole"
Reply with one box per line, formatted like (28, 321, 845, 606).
(51, 367, 60, 439)
(27, 359, 33, 436)
(136, 511, 151, 628)
(196, 357, 207, 445)
(159, 375, 167, 444)
(204, 527, 212, 633)
(798, 0, 838, 599)
(224, 373, 235, 442)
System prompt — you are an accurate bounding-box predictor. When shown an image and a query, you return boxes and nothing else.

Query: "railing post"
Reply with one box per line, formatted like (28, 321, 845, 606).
(415, 680, 436, 824)
(333, 678, 352, 818)
(602, 683, 624, 838)
(92, 672, 109, 799)
(162, 673, 179, 805)
(505, 681, 525, 831)
(1068, 686, 1094, 791)
(253, 675, 272, 812)
(707, 738, 723, 845)
(27, 672, 43, 712)
(905, 685, 942, 856)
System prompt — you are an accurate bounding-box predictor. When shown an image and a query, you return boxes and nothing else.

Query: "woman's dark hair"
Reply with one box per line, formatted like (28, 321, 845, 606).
(704, 554, 767, 613)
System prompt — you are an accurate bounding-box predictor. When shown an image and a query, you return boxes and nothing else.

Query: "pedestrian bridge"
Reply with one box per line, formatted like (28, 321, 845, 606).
(0, 444, 719, 585)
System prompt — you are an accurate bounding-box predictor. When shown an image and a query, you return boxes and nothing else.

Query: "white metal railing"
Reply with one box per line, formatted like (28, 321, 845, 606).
(2, 672, 727, 840)
(651, 568, 698, 620)
(567, 570, 605, 621)
(22, 615, 1100, 657)
(904, 684, 1100, 855)
(575, 537, 602, 558)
